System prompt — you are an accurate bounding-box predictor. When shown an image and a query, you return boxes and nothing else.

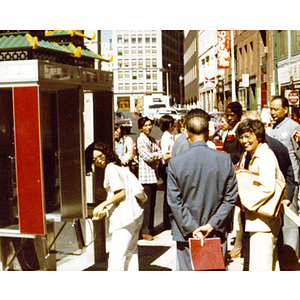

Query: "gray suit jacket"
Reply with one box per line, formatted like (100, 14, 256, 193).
(167, 141, 238, 242)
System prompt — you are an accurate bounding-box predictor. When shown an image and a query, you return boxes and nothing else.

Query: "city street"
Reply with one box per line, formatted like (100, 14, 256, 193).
(51, 110, 243, 271)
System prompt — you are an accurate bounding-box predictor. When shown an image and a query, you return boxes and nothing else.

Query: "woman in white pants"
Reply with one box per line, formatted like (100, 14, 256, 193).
(90, 142, 144, 271)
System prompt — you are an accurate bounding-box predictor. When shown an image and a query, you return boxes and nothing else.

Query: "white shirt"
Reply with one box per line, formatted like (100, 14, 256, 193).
(160, 131, 174, 164)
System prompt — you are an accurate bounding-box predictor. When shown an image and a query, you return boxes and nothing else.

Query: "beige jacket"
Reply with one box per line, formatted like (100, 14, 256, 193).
(240, 143, 284, 234)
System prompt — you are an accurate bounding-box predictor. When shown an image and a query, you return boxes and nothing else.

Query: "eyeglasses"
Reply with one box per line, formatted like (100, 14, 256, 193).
(239, 132, 255, 142)
(93, 154, 105, 162)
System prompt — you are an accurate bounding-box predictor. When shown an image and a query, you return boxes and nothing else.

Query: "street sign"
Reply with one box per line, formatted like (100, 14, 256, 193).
(286, 90, 299, 105)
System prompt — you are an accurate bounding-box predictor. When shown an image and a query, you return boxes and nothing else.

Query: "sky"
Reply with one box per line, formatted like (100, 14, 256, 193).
(101, 30, 112, 43)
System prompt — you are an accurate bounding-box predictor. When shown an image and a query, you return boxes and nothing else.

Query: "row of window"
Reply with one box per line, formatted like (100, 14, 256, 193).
(117, 46, 157, 56)
(278, 30, 300, 59)
(117, 34, 157, 44)
(118, 82, 158, 92)
(118, 70, 158, 80)
(117, 58, 157, 68)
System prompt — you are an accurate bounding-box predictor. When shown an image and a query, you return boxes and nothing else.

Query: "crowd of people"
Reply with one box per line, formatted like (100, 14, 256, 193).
(86, 95, 300, 271)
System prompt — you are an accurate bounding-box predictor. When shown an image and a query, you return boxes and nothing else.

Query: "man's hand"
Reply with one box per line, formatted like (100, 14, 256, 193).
(192, 223, 214, 246)
(293, 130, 300, 145)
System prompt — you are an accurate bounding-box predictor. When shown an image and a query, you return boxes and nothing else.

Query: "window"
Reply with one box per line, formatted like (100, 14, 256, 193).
(138, 71, 143, 79)
(146, 83, 151, 92)
(117, 35, 122, 43)
(132, 59, 137, 67)
(138, 35, 142, 43)
(118, 59, 123, 68)
(139, 83, 144, 91)
(138, 46, 143, 55)
(146, 70, 151, 79)
(277, 30, 288, 59)
(145, 35, 150, 43)
(118, 71, 123, 79)
(152, 71, 157, 80)
(131, 46, 136, 55)
(124, 34, 129, 43)
(118, 83, 124, 91)
(124, 71, 130, 79)
(146, 58, 151, 68)
(125, 83, 130, 91)
(291, 30, 300, 55)
(153, 82, 157, 91)
(118, 47, 122, 56)
(152, 46, 157, 55)
(138, 59, 143, 68)
(132, 83, 137, 91)
(152, 35, 156, 43)
(124, 59, 129, 67)
(124, 47, 129, 56)
(152, 58, 157, 67)
(131, 34, 136, 44)
(132, 71, 137, 80)
(145, 46, 150, 55)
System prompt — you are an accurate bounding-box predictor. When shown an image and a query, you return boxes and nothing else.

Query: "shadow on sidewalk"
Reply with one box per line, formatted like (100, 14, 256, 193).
(138, 245, 172, 271)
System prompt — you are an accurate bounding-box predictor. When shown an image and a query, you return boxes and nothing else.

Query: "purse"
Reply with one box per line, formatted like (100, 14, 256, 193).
(235, 168, 286, 218)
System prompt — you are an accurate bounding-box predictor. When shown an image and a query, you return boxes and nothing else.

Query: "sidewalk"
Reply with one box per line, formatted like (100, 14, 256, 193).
(56, 181, 243, 271)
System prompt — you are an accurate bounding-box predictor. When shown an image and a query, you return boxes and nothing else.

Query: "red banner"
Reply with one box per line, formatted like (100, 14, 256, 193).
(217, 30, 231, 69)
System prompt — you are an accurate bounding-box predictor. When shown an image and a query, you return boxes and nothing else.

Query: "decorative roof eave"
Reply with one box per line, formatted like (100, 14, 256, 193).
(0, 33, 112, 63)
(45, 30, 96, 40)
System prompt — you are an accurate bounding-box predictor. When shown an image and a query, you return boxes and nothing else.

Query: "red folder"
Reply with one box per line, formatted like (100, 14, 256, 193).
(189, 238, 225, 271)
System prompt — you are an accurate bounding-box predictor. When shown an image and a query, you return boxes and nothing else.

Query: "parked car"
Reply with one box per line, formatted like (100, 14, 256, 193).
(153, 108, 182, 126)
(114, 111, 133, 134)
(175, 108, 189, 117)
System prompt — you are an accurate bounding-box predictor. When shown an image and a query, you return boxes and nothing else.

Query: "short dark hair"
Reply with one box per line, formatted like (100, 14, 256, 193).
(237, 118, 266, 143)
(271, 95, 289, 108)
(138, 116, 153, 129)
(160, 114, 174, 132)
(185, 109, 209, 135)
(226, 102, 243, 119)
(114, 124, 124, 136)
(85, 141, 121, 174)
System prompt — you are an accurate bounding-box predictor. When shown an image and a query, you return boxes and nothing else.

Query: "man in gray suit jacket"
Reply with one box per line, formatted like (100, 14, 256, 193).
(167, 109, 238, 271)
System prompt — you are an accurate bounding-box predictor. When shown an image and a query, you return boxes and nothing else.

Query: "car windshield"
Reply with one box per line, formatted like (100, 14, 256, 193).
(159, 110, 176, 114)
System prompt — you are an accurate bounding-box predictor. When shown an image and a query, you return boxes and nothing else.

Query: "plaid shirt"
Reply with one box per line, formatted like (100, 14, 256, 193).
(137, 132, 162, 184)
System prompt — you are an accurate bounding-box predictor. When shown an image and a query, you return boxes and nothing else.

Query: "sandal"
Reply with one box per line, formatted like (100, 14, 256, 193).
(229, 246, 242, 258)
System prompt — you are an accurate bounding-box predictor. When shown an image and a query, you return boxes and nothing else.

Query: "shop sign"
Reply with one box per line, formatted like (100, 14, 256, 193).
(0, 60, 38, 83)
(217, 30, 231, 69)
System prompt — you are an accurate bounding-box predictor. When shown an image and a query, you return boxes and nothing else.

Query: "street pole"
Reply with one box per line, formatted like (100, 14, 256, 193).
(231, 30, 236, 102)
(179, 75, 183, 107)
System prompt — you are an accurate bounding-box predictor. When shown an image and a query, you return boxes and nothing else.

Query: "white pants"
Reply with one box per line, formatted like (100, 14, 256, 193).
(249, 231, 280, 271)
(108, 214, 143, 271)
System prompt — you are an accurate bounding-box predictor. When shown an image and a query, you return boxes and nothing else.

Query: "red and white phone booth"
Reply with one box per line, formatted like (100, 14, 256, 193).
(0, 59, 113, 270)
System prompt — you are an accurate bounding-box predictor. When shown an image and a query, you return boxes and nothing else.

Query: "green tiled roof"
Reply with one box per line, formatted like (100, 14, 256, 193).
(0, 33, 111, 62)
(45, 30, 96, 40)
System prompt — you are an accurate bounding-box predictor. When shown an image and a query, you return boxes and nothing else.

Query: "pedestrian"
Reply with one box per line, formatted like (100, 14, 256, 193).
(137, 117, 162, 240)
(237, 119, 284, 271)
(167, 109, 238, 271)
(89, 142, 144, 271)
(230, 111, 297, 270)
(159, 114, 175, 230)
(270, 96, 300, 270)
(174, 118, 186, 140)
(223, 102, 244, 165)
(172, 109, 216, 158)
(114, 124, 134, 170)
(222, 102, 244, 258)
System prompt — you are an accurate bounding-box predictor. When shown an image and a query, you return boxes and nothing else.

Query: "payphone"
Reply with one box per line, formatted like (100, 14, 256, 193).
(0, 60, 113, 270)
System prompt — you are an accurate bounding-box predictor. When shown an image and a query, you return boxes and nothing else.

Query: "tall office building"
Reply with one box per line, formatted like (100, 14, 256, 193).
(112, 30, 184, 111)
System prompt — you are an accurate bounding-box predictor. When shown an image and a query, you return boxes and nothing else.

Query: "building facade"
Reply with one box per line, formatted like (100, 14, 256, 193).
(183, 30, 198, 108)
(112, 30, 184, 111)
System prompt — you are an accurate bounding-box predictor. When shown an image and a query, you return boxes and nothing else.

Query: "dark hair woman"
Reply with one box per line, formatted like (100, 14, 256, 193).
(236, 119, 284, 270)
(86, 141, 143, 271)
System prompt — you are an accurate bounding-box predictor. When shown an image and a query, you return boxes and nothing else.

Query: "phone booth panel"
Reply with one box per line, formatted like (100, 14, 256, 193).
(13, 86, 45, 235)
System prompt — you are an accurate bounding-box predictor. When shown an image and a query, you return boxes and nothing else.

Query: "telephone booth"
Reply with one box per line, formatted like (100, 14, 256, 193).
(0, 59, 113, 270)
